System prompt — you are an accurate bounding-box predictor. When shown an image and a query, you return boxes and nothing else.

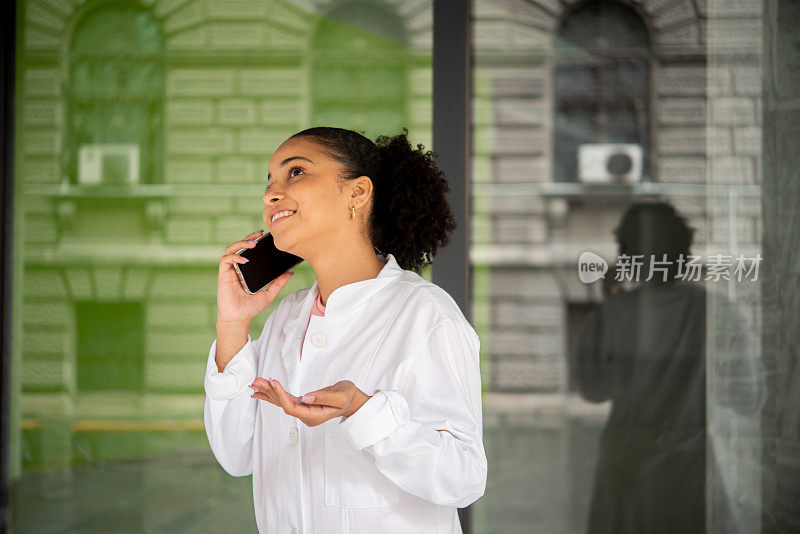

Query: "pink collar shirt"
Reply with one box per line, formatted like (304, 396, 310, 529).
(203, 253, 487, 533)
(300, 288, 326, 361)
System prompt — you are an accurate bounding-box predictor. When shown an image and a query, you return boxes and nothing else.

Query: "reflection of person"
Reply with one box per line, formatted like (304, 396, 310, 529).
(570, 202, 764, 534)
(204, 127, 487, 533)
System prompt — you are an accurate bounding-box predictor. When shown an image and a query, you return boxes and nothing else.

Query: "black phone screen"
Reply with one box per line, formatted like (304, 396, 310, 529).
(236, 232, 303, 293)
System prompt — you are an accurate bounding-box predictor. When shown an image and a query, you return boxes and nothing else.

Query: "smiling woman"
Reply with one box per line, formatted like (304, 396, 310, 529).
(204, 126, 485, 534)
(261, 126, 456, 278)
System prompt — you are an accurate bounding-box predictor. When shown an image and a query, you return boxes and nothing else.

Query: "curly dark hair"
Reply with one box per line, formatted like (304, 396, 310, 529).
(614, 201, 696, 282)
(286, 126, 457, 274)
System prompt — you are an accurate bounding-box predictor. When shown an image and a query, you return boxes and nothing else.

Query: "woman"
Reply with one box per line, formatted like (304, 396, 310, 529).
(204, 126, 487, 533)
(570, 202, 764, 534)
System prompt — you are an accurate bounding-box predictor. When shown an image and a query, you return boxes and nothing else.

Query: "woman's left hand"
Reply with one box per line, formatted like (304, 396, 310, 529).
(250, 377, 371, 427)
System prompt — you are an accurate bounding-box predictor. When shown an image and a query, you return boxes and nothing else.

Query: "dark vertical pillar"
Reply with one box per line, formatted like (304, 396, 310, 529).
(433, 0, 473, 532)
(1, 0, 16, 531)
(432, 0, 472, 324)
(761, 0, 800, 531)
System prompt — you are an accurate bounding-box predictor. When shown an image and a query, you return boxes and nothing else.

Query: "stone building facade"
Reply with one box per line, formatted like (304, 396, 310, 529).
(16, 0, 436, 474)
(471, 0, 762, 393)
(13, 0, 763, 477)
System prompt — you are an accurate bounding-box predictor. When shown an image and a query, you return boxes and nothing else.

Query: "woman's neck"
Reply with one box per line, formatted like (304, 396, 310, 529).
(308, 246, 387, 307)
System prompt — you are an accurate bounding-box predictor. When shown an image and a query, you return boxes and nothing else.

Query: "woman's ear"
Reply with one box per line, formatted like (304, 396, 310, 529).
(350, 175, 374, 209)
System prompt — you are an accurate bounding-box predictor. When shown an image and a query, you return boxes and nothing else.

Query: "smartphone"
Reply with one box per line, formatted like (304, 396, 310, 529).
(233, 231, 304, 294)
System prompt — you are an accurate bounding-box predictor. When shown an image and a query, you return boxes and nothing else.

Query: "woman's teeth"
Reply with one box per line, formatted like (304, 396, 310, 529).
(271, 210, 295, 224)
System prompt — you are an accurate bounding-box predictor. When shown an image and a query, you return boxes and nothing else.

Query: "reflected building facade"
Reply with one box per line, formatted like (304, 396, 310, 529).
(470, 0, 766, 532)
(15, 0, 432, 473)
(11, 0, 795, 533)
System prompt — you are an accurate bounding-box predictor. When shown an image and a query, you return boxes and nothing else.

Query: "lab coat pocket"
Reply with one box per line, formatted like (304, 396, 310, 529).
(323, 426, 400, 508)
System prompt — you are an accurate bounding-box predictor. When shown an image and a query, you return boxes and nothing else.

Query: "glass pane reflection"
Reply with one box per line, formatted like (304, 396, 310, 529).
(11, 0, 431, 531)
(471, 0, 782, 532)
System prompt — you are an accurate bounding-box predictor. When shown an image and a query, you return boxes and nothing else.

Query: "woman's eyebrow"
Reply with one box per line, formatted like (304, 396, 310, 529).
(267, 156, 314, 180)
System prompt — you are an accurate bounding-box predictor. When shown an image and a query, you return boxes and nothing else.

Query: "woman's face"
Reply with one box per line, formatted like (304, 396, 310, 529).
(263, 136, 362, 258)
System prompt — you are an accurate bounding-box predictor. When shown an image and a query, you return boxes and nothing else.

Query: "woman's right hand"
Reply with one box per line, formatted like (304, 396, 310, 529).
(217, 230, 294, 323)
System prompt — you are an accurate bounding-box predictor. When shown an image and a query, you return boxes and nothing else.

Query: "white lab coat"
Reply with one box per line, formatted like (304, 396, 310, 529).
(203, 253, 487, 534)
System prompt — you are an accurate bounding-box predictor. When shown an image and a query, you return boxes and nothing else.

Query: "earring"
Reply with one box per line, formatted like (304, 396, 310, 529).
(351, 206, 356, 220)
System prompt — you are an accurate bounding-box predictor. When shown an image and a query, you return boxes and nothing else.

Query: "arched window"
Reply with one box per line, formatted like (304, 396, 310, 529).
(68, 4, 163, 186)
(311, 1, 409, 136)
(553, 1, 651, 182)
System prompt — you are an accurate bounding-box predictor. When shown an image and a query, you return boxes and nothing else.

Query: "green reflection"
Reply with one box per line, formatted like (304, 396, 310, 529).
(76, 301, 145, 391)
(14, 0, 432, 503)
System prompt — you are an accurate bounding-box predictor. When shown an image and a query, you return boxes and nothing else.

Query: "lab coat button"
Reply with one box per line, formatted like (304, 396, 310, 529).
(289, 427, 298, 443)
(311, 332, 326, 347)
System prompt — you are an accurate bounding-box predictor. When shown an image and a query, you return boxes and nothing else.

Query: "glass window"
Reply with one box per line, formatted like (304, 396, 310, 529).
(311, 1, 410, 137)
(11, 0, 431, 531)
(75, 301, 145, 392)
(11, 0, 799, 532)
(69, 5, 163, 185)
(471, 0, 780, 532)
(553, 1, 651, 182)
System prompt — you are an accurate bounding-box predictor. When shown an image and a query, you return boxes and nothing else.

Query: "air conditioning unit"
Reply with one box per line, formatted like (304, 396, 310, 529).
(578, 143, 642, 184)
(78, 144, 140, 185)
